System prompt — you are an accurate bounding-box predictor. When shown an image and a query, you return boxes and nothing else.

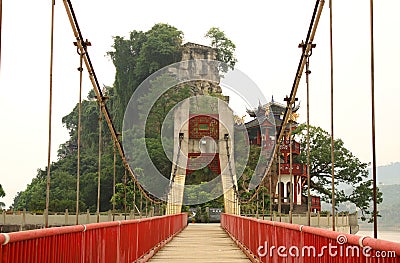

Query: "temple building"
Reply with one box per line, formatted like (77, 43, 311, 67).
(245, 98, 321, 213)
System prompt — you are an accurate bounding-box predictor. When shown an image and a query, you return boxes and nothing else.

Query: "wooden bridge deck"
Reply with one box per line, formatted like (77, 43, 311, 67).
(148, 223, 250, 263)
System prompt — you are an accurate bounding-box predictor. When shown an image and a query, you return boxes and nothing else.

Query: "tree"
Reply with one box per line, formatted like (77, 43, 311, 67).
(135, 24, 183, 79)
(0, 184, 5, 210)
(137, 74, 192, 138)
(12, 24, 237, 214)
(205, 27, 237, 71)
(0, 184, 5, 198)
(293, 124, 383, 222)
(122, 74, 194, 183)
(108, 24, 183, 130)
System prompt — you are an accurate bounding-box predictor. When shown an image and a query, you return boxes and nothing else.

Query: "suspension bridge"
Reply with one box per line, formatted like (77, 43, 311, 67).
(0, 0, 399, 262)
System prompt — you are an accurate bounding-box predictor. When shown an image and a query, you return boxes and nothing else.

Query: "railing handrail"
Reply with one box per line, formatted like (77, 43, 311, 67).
(0, 224, 85, 244)
(221, 213, 400, 258)
(1, 213, 188, 262)
(0, 214, 177, 244)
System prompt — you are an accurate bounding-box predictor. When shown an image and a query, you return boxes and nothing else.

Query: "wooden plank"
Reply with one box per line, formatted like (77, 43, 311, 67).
(148, 223, 250, 262)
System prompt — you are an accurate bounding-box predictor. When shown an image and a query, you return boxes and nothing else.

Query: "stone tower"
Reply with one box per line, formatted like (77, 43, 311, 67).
(168, 42, 225, 98)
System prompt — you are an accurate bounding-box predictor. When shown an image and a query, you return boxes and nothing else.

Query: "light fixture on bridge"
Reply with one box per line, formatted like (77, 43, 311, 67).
(179, 133, 184, 141)
(224, 134, 229, 141)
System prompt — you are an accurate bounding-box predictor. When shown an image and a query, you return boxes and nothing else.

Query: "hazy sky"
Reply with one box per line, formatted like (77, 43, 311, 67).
(0, 0, 399, 208)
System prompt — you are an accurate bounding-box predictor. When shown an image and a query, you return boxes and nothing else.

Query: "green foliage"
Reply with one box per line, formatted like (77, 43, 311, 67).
(235, 143, 273, 214)
(239, 186, 271, 215)
(376, 184, 400, 226)
(12, 170, 46, 211)
(144, 137, 171, 180)
(183, 183, 224, 209)
(293, 124, 383, 222)
(137, 74, 191, 138)
(236, 145, 261, 194)
(107, 24, 183, 130)
(205, 27, 237, 71)
(12, 23, 238, 214)
(111, 181, 139, 212)
(127, 77, 192, 181)
(184, 183, 214, 205)
(186, 166, 218, 185)
(11, 84, 124, 212)
(350, 180, 382, 222)
(0, 184, 5, 198)
(12, 145, 124, 213)
(135, 24, 183, 79)
(60, 99, 100, 154)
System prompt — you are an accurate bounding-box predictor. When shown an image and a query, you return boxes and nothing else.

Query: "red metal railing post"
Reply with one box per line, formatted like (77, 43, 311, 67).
(221, 213, 400, 262)
(0, 213, 187, 262)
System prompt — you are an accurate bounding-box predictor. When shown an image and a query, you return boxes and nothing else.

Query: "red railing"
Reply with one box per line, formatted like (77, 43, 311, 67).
(221, 214, 400, 262)
(0, 213, 187, 263)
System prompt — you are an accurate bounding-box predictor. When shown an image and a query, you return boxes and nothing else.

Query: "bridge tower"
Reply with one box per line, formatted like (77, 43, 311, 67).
(166, 96, 239, 215)
(164, 42, 239, 215)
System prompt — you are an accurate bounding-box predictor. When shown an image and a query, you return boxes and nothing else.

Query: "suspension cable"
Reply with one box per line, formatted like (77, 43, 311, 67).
(269, 164, 272, 221)
(369, 0, 377, 239)
(140, 192, 143, 219)
(280, 0, 324, 134)
(289, 119, 293, 224)
(60, 0, 325, 209)
(169, 135, 184, 190)
(225, 134, 240, 214)
(256, 190, 259, 218)
(133, 179, 136, 217)
(124, 169, 127, 220)
(278, 143, 282, 222)
(45, 0, 55, 228)
(305, 46, 313, 227)
(76, 48, 83, 225)
(62, 0, 162, 204)
(112, 140, 116, 221)
(166, 134, 184, 214)
(145, 198, 148, 217)
(263, 183, 266, 220)
(238, 0, 325, 205)
(329, 0, 336, 232)
(96, 101, 102, 223)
